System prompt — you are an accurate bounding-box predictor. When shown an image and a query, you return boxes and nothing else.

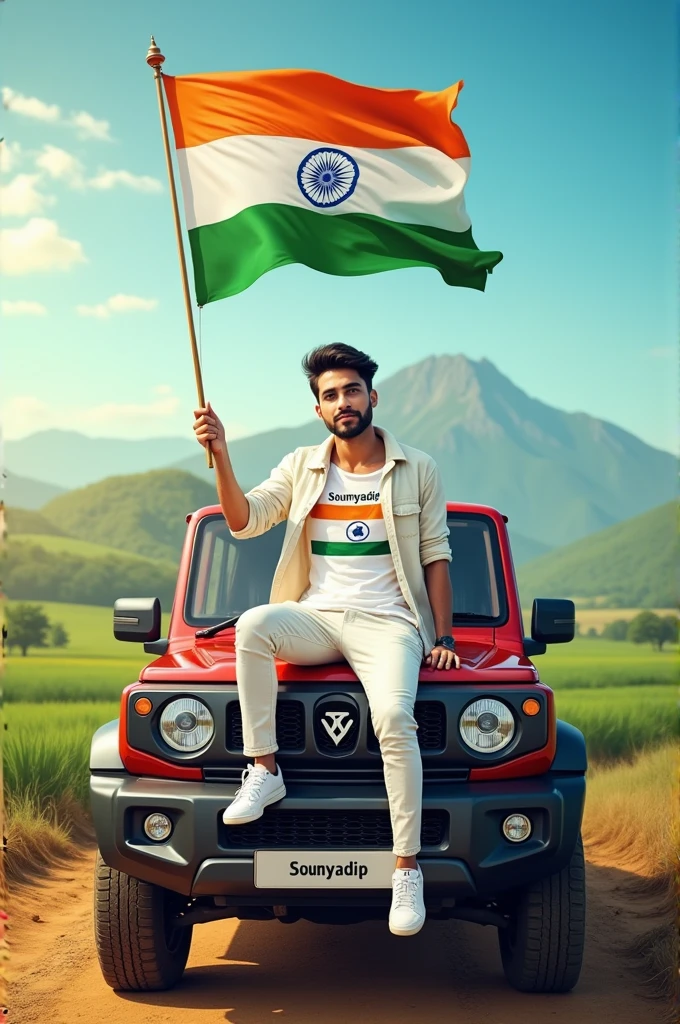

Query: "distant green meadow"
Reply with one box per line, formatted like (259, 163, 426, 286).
(2, 602, 677, 816)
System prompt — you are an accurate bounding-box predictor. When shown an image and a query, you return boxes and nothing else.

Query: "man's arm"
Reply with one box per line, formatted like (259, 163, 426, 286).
(424, 559, 453, 638)
(423, 560, 460, 670)
(193, 402, 292, 538)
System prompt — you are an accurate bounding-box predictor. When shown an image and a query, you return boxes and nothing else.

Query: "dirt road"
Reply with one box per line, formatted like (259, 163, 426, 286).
(10, 845, 664, 1024)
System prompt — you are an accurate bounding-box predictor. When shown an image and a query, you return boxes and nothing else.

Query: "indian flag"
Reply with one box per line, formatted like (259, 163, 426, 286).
(163, 69, 503, 304)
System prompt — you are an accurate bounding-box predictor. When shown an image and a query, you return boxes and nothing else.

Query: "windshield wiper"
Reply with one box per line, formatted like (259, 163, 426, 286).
(452, 613, 498, 622)
(195, 614, 241, 639)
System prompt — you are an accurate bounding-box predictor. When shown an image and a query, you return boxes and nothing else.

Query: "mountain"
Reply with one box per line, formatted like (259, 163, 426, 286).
(1, 471, 67, 510)
(175, 354, 676, 550)
(3, 430, 197, 490)
(40, 469, 217, 563)
(517, 501, 677, 608)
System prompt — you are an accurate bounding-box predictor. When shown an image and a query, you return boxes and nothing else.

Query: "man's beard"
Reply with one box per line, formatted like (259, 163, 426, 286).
(323, 402, 373, 439)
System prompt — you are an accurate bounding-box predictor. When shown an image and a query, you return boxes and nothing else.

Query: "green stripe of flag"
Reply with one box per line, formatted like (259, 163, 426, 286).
(188, 203, 503, 304)
(311, 540, 392, 557)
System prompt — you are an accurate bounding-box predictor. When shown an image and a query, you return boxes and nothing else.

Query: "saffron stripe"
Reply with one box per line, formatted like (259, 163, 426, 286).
(311, 540, 392, 557)
(163, 71, 468, 158)
(310, 503, 383, 520)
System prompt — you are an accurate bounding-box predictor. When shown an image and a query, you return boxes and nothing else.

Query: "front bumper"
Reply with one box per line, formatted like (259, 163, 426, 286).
(90, 771, 585, 902)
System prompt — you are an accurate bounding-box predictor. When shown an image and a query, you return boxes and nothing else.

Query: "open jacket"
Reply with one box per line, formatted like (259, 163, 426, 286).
(230, 425, 451, 654)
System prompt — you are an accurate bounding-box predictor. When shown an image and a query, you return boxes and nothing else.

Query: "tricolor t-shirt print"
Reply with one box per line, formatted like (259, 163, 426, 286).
(300, 463, 416, 624)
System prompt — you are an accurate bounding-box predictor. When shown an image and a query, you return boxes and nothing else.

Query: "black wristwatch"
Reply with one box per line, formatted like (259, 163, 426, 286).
(434, 635, 456, 651)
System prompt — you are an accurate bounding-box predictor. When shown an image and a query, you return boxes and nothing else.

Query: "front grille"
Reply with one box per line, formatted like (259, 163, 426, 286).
(220, 809, 448, 850)
(367, 700, 446, 753)
(204, 766, 468, 785)
(227, 701, 305, 753)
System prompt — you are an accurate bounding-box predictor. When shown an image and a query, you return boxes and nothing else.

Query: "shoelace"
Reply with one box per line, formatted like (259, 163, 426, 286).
(393, 873, 420, 910)
(235, 763, 267, 802)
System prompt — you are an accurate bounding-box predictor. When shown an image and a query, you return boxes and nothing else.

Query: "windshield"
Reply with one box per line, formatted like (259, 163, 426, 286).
(185, 512, 508, 628)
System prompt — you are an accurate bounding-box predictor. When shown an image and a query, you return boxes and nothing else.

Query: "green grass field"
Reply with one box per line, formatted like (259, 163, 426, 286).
(2, 601, 171, 701)
(533, 637, 678, 689)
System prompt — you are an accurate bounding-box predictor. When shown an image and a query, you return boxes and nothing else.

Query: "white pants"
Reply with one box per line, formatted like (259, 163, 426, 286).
(234, 602, 425, 857)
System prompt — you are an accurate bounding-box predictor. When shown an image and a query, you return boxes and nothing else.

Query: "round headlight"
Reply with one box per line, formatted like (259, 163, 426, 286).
(460, 698, 515, 752)
(144, 812, 173, 842)
(160, 697, 214, 752)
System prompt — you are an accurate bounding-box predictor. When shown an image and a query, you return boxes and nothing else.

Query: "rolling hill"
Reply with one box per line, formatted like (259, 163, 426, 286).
(1, 471, 67, 510)
(517, 501, 677, 608)
(176, 354, 676, 550)
(4, 541, 178, 607)
(4, 507, 67, 536)
(3, 430, 197, 490)
(39, 469, 217, 562)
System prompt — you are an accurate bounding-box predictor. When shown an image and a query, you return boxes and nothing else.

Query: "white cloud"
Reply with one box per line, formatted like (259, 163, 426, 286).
(68, 110, 112, 142)
(35, 144, 84, 187)
(1, 300, 47, 316)
(0, 173, 55, 216)
(2, 86, 111, 141)
(649, 347, 674, 359)
(2, 390, 249, 441)
(3, 391, 182, 437)
(87, 169, 162, 193)
(34, 145, 161, 194)
(0, 218, 86, 275)
(0, 140, 22, 174)
(76, 293, 158, 318)
(2, 86, 60, 122)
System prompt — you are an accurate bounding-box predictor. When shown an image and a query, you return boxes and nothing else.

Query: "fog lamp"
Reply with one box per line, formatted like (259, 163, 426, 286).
(502, 813, 532, 843)
(144, 812, 172, 842)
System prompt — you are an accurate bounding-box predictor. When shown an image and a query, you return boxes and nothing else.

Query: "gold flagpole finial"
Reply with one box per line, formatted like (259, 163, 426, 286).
(146, 36, 165, 74)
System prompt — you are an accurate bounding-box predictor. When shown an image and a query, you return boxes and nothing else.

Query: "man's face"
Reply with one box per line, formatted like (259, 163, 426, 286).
(315, 368, 377, 439)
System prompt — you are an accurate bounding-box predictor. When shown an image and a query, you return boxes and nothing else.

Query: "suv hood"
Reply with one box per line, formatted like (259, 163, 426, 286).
(139, 637, 538, 685)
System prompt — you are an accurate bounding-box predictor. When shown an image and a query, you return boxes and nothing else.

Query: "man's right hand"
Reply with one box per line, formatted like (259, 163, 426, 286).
(193, 401, 226, 454)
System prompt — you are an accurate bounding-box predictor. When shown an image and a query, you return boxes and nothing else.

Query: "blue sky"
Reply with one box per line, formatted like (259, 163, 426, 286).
(0, 0, 675, 453)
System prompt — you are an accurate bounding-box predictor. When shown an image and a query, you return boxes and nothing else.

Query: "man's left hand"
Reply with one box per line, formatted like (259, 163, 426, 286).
(425, 645, 461, 671)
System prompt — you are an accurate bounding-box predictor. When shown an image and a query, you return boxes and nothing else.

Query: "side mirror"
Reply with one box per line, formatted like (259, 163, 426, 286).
(114, 598, 161, 643)
(531, 598, 576, 644)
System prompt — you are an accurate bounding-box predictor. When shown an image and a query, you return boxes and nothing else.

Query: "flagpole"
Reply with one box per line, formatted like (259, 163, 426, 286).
(146, 36, 213, 470)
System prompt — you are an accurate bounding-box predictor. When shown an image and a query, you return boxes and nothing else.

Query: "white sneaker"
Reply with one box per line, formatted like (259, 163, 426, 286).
(222, 763, 286, 825)
(389, 864, 426, 936)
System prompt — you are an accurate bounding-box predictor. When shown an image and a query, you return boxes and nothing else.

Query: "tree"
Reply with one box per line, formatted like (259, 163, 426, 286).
(659, 615, 678, 649)
(49, 622, 69, 649)
(5, 603, 50, 656)
(627, 611, 677, 651)
(601, 619, 629, 641)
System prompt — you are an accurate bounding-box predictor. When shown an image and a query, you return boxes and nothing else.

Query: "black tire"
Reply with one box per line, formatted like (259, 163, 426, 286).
(498, 833, 586, 993)
(94, 848, 193, 991)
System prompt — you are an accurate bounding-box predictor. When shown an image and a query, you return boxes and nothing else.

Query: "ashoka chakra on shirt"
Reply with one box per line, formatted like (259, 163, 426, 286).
(297, 148, 359, 208)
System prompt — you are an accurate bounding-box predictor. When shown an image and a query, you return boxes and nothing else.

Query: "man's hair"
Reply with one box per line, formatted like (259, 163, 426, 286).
(302, 343, 379, 400)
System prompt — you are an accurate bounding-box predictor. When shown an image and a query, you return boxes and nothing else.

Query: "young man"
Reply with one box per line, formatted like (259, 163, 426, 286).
(193, 343, 459, 937)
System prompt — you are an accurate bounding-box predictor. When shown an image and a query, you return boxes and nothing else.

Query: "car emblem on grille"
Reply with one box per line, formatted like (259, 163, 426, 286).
(314, 694, 360, 756)
(321, 711, 354, 746)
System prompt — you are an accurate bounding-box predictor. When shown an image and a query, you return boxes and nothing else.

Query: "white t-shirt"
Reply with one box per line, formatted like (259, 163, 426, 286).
(299, 463, 417, 625)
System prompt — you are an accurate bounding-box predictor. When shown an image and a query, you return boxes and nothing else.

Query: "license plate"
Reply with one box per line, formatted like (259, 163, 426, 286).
(254, 850, 395, 888)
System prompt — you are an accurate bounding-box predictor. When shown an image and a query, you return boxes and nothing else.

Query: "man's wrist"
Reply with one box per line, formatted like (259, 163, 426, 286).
(434, 635, 456, 651)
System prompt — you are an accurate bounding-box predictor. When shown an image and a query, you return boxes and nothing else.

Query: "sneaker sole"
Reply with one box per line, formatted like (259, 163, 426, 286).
(389, 916, 425, 937)
(222, 784, 287, 825)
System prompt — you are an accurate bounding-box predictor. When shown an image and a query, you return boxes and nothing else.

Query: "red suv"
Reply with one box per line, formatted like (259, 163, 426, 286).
(90, 502, 585, 994)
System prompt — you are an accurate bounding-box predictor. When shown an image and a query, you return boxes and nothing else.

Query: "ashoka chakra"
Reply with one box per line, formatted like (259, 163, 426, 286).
(297, 148, 359, 208)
